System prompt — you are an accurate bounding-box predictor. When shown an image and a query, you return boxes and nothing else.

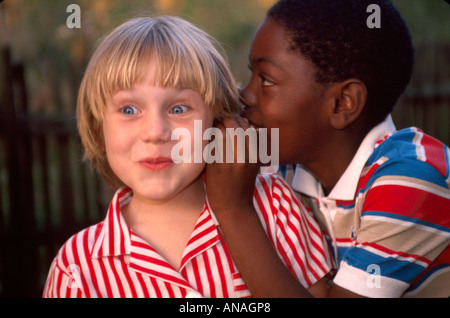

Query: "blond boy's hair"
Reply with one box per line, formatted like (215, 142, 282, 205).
(77, 16, 242, 188)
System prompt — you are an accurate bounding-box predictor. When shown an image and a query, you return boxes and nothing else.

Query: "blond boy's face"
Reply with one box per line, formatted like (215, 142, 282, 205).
(103, 78, 213, 204)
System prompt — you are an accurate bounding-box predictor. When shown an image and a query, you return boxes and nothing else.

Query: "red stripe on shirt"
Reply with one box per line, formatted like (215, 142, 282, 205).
(419, 132, 449, 178)
(364, 184, 450, 228)
(360, 242, 432, 265)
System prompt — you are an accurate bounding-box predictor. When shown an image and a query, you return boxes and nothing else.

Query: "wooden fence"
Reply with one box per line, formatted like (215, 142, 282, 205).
(0, 46, 109, 297)
(392, 41, 450, 145)
(0, 41, 449, 298)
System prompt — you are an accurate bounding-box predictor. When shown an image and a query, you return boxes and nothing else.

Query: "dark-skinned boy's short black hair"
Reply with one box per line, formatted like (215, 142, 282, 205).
(268, 0, 414, 126)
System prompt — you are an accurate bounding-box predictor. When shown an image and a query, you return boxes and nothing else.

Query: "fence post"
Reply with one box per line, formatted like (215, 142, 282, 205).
(0, 46, 39, 297)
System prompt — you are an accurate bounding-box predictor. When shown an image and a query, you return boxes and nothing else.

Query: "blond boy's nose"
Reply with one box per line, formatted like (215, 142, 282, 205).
(139, 113, 171, 143)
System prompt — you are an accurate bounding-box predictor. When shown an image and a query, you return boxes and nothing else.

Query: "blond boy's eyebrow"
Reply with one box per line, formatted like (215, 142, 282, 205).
(110, 90, 135, 103)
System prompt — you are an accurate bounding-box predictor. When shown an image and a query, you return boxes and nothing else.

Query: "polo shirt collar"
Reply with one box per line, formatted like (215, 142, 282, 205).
(291, 115, 396, 200)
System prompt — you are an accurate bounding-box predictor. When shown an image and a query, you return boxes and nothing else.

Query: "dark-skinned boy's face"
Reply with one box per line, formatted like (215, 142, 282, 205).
(241, 18, 332, 167)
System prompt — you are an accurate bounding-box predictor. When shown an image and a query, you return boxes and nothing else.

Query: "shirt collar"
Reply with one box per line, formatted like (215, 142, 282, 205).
(90, 187, 221, 291)
(291, 115, 396, 200)
(91, 187, 133, 259)
(90, 187, 220, 263)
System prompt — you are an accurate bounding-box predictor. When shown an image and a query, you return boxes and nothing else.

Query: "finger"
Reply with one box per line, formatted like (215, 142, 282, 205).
(222, 115, 251, 130)
(222, 116, 240, 129)
(210, 121, 234, 164)
(213, 116, 261, 167)
(236, 115, 251, 129)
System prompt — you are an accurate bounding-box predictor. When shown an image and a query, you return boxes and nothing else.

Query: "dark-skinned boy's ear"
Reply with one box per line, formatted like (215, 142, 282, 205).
(329, 79, 367, 130)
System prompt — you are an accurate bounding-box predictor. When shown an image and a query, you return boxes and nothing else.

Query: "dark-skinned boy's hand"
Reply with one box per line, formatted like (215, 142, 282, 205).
(204, 116, 261, 218)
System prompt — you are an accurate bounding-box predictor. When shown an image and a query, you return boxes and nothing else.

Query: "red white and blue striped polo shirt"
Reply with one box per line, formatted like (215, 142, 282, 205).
(292, 115, 450, 297)
(43, 174, 332, 298)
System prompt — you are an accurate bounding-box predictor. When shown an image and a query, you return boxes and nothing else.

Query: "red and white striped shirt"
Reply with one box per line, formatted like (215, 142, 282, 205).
(43, 174, 332, 298)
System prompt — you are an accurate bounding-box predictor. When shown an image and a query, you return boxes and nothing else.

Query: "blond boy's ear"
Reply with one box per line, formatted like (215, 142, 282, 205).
(328, 79, 367, 130)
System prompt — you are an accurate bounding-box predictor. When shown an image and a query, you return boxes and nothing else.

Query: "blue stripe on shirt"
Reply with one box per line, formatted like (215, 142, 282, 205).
(342, 247, 426, 284)
(361, 157, 448, 194)
(362, 128, 448, 189)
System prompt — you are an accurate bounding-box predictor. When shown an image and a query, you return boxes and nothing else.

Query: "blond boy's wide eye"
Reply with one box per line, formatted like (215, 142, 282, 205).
(170, 105, 189, 114)
(121, 105, 139, 115)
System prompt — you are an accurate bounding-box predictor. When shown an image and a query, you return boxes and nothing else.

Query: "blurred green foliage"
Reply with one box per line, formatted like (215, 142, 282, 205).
(392, 0, 450, 43)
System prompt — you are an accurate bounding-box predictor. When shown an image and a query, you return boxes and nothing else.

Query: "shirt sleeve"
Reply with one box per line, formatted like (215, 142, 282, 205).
(333, 157, 450, 297)
(254, 174, 333, 288)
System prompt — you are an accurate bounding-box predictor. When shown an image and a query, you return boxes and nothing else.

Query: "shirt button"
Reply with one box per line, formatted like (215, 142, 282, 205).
(185, 291, 203, 298)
